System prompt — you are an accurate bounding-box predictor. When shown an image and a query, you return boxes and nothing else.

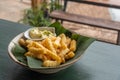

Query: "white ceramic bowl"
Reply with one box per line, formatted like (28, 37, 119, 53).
(8, 30, 94, 74)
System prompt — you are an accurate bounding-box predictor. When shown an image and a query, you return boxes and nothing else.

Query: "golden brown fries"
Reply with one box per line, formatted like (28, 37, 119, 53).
(18, 38, 27, 47)
(65, 51, 75, 60)
(66, 37, 71, 47)
(23, 33, 77, 67)
(59, 33, 67, 49)
(41, 38, 56, 54)
(53, 36, 61, 49)
(43, 60, 60, 67)
(69, 40, 76, 51)
(26, 41, 61, 63)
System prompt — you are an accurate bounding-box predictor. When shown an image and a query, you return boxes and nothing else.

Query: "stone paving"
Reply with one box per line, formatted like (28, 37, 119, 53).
(0, 0, 30, 22)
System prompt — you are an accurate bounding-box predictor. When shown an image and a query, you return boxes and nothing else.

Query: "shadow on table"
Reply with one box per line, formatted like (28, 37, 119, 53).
(11, 63, 91, 80)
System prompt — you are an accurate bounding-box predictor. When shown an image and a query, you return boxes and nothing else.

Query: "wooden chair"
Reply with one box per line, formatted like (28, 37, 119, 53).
(49, 0, 120, 45)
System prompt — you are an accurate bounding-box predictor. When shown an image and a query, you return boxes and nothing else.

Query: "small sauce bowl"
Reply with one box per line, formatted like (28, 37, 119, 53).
(24, 27, 56, 40)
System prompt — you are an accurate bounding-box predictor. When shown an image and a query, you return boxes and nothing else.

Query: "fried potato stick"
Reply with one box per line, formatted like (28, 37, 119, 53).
(25, 51, 48, 61)
(69, 40, 76, 51)
(43, 60, 60, 67)
(58, 53, 65, 63)
(60, 34, 67, 49)
(65, 51, 75, 60)
(42, 38, 56, 54)
(53, 36, 61, 49)
(18, 38, 27, 47)
(66, 37, 71, 47)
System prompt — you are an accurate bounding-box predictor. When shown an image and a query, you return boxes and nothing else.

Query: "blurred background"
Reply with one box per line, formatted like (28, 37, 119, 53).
(0, 0, 120, 43)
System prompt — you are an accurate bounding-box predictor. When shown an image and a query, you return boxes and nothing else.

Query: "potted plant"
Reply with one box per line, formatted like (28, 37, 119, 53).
(19, 0, 63, 27)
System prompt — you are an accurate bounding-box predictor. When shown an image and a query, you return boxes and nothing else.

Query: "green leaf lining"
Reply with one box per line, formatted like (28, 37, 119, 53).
(27, 56, 43, 68)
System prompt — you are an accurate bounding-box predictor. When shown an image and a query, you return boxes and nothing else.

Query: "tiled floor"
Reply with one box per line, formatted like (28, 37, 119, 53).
(0, 0, 30, 22)
(0, 0, 118, 44)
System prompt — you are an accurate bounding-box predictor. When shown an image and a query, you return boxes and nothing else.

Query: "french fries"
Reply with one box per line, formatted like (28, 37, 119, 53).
(69, 40, 76, 51)
(21, 33, 77, 67)
(43, 60, 60, 67)
(41, 38, 56, 54)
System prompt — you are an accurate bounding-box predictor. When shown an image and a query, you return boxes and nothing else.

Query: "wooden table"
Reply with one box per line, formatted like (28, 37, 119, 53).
(0, 19, 120, 80)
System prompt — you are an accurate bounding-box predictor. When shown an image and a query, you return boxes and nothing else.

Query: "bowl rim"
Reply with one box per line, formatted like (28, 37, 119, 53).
(8, 33, 27, 67)
(8, 33, 84, 70)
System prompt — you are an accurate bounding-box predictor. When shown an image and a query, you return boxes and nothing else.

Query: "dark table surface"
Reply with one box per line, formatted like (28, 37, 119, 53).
(0, 19, 120, 80)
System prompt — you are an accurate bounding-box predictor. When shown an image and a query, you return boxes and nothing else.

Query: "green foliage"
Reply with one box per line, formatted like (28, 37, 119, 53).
(49, 0, 63, 12)
(12, 43, 26, 55)
(12, 43, 27, 64)
(27, 56, 43, 68)
(19, 0, 63, 27)
(19, 8, 51, 27)
(49, 21, 67, 35)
